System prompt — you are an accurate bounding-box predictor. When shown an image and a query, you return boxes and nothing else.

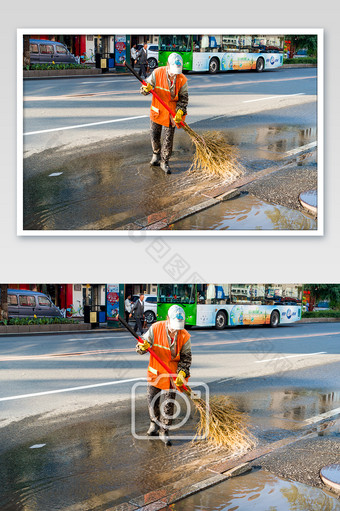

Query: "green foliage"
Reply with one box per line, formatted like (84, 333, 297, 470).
(303, 284, 340, 307)
(286, 35, 318, 55)
(27, 63, 91, 70)
(302, 310, 340, 318)
(284, 58, 317, 65)
(2, 317, 78, 325)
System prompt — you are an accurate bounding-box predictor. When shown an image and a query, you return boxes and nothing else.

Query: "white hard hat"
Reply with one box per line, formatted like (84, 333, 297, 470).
(167, 304, 185, 330)
(167, 53, 183, 74)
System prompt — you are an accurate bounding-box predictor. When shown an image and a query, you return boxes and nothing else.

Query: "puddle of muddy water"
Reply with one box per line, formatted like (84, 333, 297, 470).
(173, 469, 340, 510)
(170, 194, 317, 230)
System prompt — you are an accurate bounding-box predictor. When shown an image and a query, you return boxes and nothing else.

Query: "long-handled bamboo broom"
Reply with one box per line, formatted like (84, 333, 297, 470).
(118, 315, 254, 451)
(124, 61, 242, 179)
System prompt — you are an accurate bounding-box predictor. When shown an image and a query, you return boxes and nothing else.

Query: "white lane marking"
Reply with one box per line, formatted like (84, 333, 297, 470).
(304, 406, 340, 425)
(0, 377, 146, 402)
(255, 352, 326, 363)
(24, 115, 148, 136)
(80, 79, 135, 84)
(243, 92, 305, 103)
(284, 141, 317, 156)
(65, 335, 133, 341)
(30, 444, 46, 449)
(49, 172, 63, 177)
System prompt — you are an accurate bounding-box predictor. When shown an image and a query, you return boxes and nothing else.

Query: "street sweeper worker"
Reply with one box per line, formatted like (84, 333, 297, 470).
(136, 304, 192, 446)
(140, 52, 189, 175)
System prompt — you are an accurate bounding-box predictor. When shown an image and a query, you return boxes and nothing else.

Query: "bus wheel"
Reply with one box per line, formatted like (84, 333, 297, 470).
(256, 57, 265, 72)
(209, 58, 219, 74)
(215, 311, 227, 330)
(270, 310, 280, 327)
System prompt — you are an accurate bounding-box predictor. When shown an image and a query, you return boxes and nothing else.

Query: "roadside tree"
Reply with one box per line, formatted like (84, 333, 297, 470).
(0, 285, 8, 322)
(286, 35, 317, 59)
(303, 284, 340, 310)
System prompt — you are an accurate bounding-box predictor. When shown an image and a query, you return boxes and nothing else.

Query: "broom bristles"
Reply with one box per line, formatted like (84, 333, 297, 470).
(182, 123, 243, 179)
(192, 394, 255, 451)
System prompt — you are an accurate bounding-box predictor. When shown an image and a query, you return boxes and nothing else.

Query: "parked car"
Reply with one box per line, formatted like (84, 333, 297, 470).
(314, 301, 330, 311)
(29, 39, 77, 64)
(7, 289, 63, 318)
(136, 43, 158, 70)
(293, 49, 308, 58)
(132, 294, 157, 323)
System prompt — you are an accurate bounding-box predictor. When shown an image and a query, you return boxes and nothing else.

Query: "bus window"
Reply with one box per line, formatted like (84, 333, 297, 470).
(159, 35, 192, 52)
(158, 284, 195, 304)
(198, 35, 222, 53)
(197, 284, 206, 304)
(222, 35, 240, 52)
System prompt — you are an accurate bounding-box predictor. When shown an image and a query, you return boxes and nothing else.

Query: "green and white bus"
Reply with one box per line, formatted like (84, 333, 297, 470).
(157, 284, 302, 329)
(158, 34, 284, 74)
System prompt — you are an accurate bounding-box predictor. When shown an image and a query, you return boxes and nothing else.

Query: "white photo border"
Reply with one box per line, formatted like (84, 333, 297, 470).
(17, 28, 324, 237)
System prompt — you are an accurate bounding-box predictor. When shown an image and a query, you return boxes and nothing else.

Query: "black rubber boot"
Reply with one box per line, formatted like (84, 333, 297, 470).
(159, 430, 172, 446)
(160, 161, 171, 174)
(150, 153, 161, 166)
(147, 422, 160, 436)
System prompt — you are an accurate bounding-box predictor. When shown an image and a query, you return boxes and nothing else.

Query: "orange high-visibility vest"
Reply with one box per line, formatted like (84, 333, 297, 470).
(147, 320, 190, 390)
(150, 67, 187, 128)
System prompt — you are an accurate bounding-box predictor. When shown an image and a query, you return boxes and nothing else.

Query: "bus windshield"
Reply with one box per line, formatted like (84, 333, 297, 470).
(159, 35, 192, 52)
(158, 284, 196, 304)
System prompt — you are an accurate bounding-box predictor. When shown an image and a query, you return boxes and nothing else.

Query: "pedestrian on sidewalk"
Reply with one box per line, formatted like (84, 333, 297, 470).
(136, 304, 192, 446)
(124, 294, 132, 323)
(137, 43, 148, 79)
(130, 44, 137, 69)
(130, 294, 145, 335)
(140, 53, 189, 174)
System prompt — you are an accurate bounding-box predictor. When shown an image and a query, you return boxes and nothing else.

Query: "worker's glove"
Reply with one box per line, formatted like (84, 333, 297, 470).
(140, 83, 153, 95)
(175, 370, 186, 387)
(174, 109, 184, 124)
(138, 339, 150, 351)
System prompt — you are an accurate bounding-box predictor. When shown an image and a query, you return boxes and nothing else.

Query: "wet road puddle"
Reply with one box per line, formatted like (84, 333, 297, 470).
(170, 193, 317, 230)
(1, 387, 337, 509)
(173, 469, 340, 510)
(0, 407, 230, 510)
(23, 124, 317, 230)
(227, 388, 340, 437)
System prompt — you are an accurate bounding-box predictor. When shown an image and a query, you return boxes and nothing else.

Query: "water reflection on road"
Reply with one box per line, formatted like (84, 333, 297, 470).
(171, 194, 317, 230)
(174, 470, 340, 511)
(23, 122, 317, 231)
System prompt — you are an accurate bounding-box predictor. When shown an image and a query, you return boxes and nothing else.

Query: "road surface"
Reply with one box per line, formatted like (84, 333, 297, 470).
(22, 68, 318, 231)
(1, 322, 339, 509)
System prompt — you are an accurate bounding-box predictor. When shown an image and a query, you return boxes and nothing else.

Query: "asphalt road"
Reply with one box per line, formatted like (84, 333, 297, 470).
(23, 68, 317, 157)
(0, 322, 338, 428)
(22, 68, 317, 231)
(1, 322, 339, 509)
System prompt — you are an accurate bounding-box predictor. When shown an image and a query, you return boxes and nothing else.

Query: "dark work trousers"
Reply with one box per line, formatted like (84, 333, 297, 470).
(139, 63, 148, 79)
(147, 384, 176, 432)
(150, 120, 176, 164)
(134, 317, 144, 335)
(125, 310, 130, 324)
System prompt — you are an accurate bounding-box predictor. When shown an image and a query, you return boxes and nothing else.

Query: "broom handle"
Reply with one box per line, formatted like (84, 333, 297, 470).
(118, 314, 190, 393)
(124, 61, 186, 128)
